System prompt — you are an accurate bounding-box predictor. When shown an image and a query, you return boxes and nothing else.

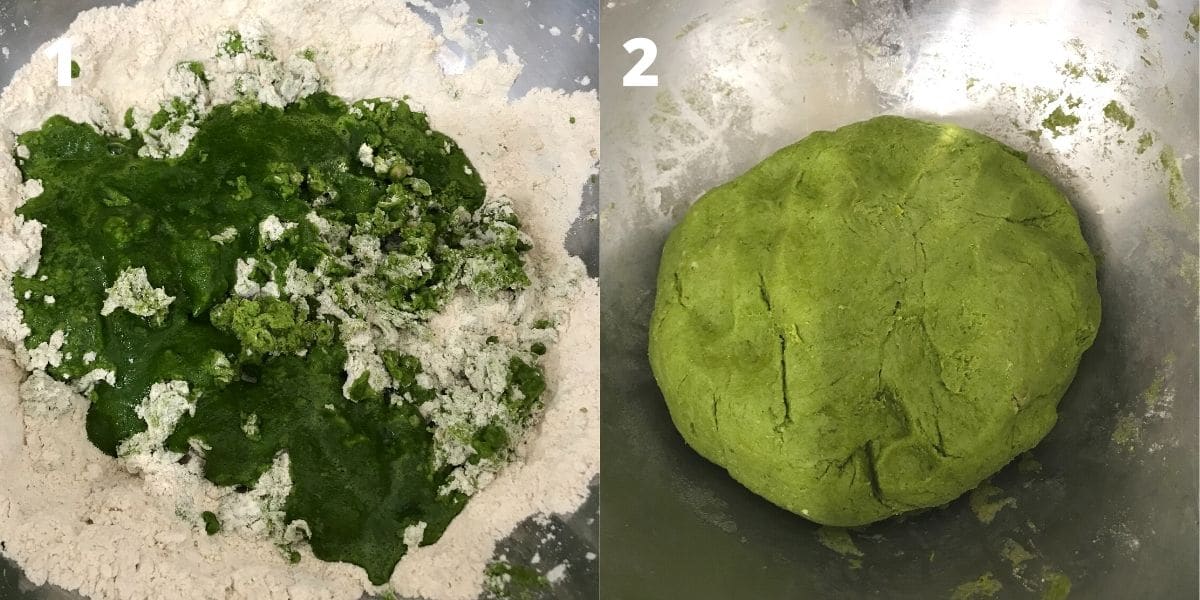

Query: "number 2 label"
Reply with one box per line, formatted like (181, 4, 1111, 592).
(622, 38, 658, 87)
(44, 37, 73, 87)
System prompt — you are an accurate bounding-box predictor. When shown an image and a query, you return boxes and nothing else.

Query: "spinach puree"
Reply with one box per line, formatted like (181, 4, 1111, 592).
(14, 89, 541, 584)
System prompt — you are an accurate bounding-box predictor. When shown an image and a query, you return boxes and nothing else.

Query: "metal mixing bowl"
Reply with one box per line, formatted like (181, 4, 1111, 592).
(601, 0, 1198, 598)
(0, 1, 598, 599)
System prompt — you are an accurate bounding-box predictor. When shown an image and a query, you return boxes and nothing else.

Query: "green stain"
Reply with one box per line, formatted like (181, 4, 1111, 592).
(969, 481, 1016, 524)
(1141, 370, 1167, 410)
(816, 526, 864, 558)
(1041, 569, 1072, 600)
(951, 572, 1003, 600)
(1159, 145, 1190, 211)
(16, 85, 543, 584)
(1061, 62, 1086, 79)
(221, 30, 247, 56)
(1041, 107, 1080, 137)
(1136, 132, 1154, 154)
(1136, 26, 1149, 39)
(1102, 101, 1136, 130)
(202, 510, 221, 535)
(1111, 413, 1141, 448)
(1017, 452, 1043, 475)
(485, 561, 548, 600)
(1000, 538, 1035, 572)
(70, 61, 81, 79)
(185, 61, 208, 83)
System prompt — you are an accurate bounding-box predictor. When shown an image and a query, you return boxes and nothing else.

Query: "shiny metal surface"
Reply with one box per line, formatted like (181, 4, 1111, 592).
(0, 1, 598, 599)
(601, 0, 1197, 598)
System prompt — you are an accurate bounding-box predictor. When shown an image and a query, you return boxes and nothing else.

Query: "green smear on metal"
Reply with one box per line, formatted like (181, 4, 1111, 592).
(969, 481, 1016, 524)
(1159, 146, 1190, 211)
(1136, 132, 1154, 154)
(1061, 62, 1086, 79)
(952, 572, 1003, 600)
(1179, 254, 1199, 288)
(1102, 101, 1135, 130)
(1017, 453, 1043, 475)
(816, 526, 864, 558)
(1030, 88, 1061, 109)
(1111, 413, 1141, 449)
(70, 61, 80, 79)
(1041, 569, 1072, 600)
(675, 15, 708, 40)
(15, 90, 541, 584)
(485, 561, 550, 600)
(1141, 371, 1167, 411)
(1000, 538, 1035, 573)
(1041, 107, 1080, 137)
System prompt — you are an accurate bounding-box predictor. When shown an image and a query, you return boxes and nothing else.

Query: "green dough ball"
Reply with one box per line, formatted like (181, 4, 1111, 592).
(648, 116, 1101, 527)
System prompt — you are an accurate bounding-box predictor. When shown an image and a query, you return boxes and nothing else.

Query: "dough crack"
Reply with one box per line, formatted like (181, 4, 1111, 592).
(711, 392, 720, 433)
(931, 415, 961, 459)
(862, 441, 885, 505)
(673, 271, 690, 309)
(965, 208, 1060, 227)
(873, 298, 904, 402)
(778, 334, 792, 427)
(758, 271, 772, 312)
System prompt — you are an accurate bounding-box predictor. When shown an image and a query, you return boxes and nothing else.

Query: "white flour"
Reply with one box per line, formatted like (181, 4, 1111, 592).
(0, 1, 599, 599)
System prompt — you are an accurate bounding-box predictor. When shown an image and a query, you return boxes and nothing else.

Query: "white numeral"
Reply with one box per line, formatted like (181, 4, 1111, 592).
(622, 38, 659, 87)
(44, 37, 73, 87)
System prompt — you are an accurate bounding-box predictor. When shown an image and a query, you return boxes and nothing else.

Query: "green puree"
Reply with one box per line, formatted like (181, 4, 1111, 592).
(15, 91, 542, 583)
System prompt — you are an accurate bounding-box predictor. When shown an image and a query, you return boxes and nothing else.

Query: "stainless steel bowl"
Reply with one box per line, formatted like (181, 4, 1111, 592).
(0, 1, 598, 599)
(601, 0, 1197, 598)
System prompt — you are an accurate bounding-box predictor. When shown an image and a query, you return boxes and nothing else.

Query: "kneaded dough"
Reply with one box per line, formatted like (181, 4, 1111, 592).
(649, 116, 1101, 527)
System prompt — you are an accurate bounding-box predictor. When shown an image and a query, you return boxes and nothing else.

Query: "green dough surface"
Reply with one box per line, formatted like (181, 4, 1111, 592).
(648, 116, 1101, 527)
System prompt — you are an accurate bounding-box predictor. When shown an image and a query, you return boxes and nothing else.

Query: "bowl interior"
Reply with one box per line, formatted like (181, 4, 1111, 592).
(600, 0, 1199, 597)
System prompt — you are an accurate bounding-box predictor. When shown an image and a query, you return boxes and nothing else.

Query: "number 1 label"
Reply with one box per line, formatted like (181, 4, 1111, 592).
(44, 37, 73, 87)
